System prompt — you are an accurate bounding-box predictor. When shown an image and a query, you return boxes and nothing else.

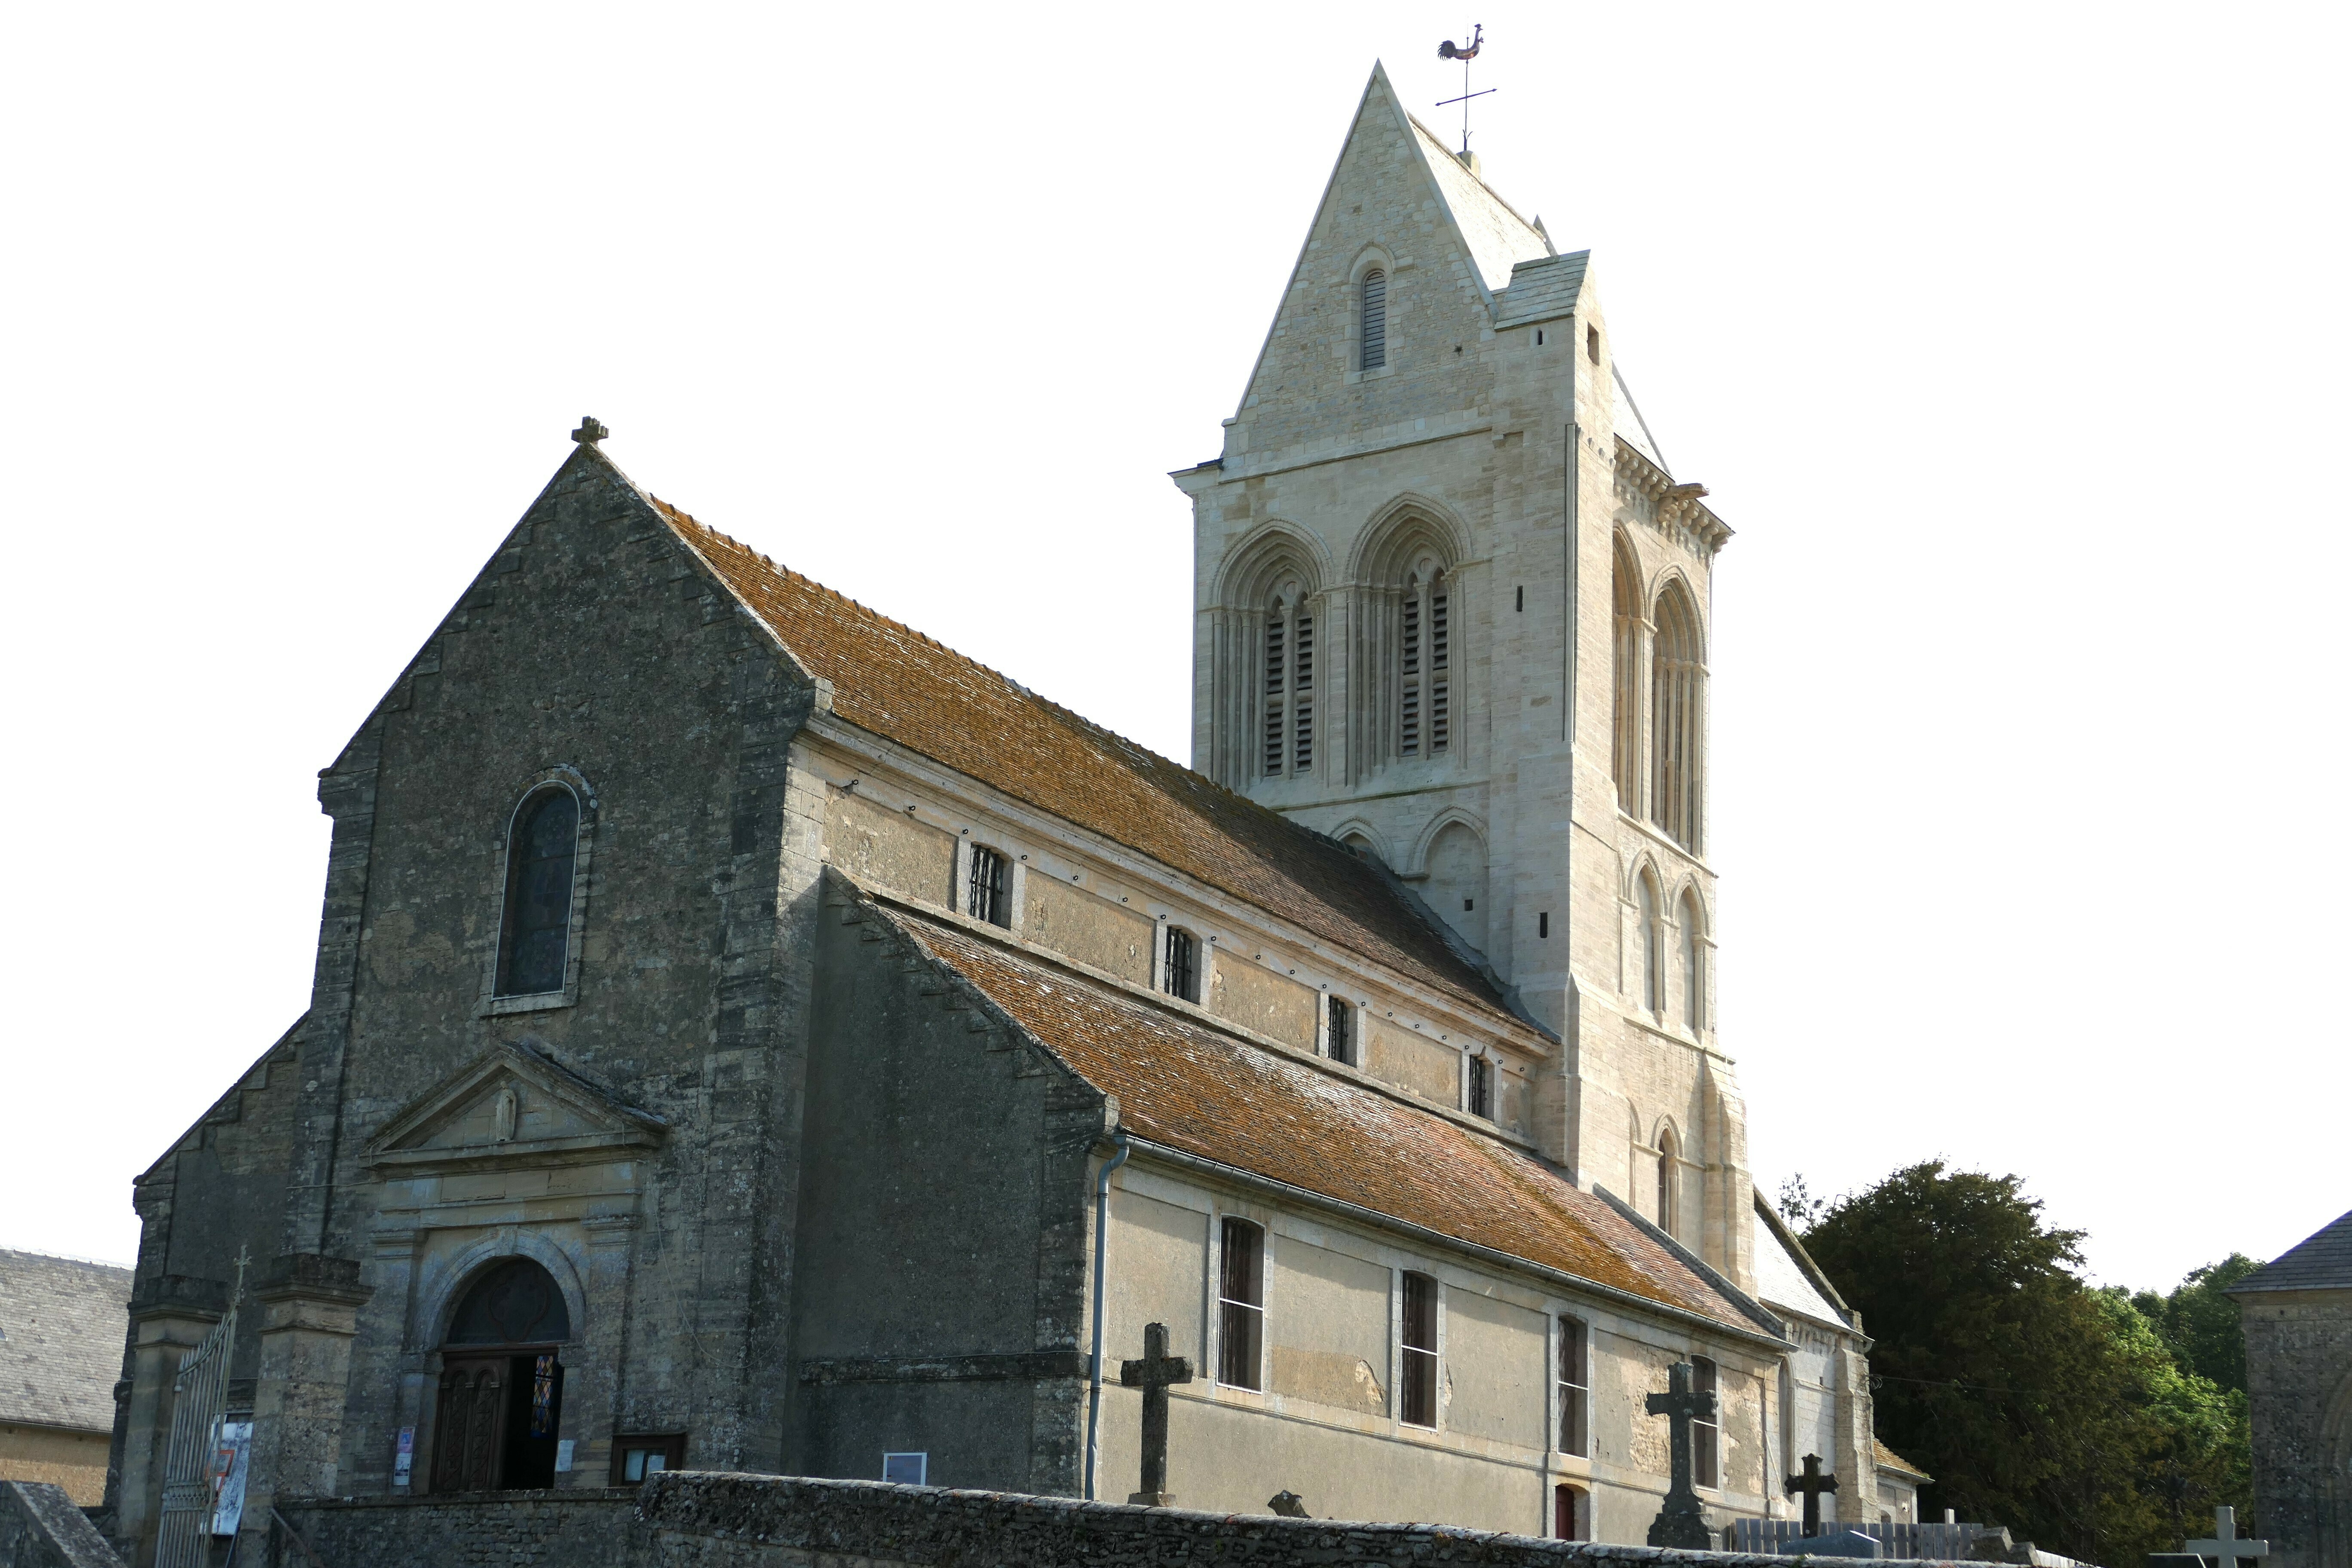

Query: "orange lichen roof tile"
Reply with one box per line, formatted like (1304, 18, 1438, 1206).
(655, 499, 1520, 1030)
(1874, 1437, 1933, 1480)
(890, 904, 1759, 1334)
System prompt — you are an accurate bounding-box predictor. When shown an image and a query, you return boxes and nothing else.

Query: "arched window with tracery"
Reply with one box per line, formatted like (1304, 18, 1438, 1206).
(1679, 889, 1705, 1032)
(1261, 583, 1315, 778)
(1611, 536, 1643, 812)
(1651, 581, 1705, 851)
(1400, 564, 1450, 758)
(1360, 268, 1388, 370)
(497, 786, 580, 997)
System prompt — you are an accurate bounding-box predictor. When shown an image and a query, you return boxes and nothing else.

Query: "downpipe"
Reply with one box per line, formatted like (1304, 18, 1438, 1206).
(1083, 1130, 1131, 1501)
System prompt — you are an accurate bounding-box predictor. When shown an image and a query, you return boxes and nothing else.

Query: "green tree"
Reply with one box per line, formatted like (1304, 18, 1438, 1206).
(1798, 1163, 2249, 1566)
(2129, 1255, 2263, 1393)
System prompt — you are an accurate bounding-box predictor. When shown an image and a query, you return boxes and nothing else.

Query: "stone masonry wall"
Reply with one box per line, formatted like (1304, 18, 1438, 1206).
(274, 1473, 1980, 1568)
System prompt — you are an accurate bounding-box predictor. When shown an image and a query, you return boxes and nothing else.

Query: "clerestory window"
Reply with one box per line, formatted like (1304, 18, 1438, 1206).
(1467, 1056, 1492, 1120)
(1162, 926, 1199, 1003)
(1325, 995, 1355, 1066)
(966, 846, 1010, 928)
(1400, 568, 1450, 758)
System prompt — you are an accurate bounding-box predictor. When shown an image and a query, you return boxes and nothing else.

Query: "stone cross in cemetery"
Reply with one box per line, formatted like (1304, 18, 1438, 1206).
(1645, 1360, 1718, 1549)
(1119, 1321, 1193, 1507)
(2187, 1506, 2269, 1568)
(1787, 1452, 1840, 1536)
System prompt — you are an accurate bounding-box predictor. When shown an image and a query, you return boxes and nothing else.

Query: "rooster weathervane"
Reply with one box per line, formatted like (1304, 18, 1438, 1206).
(1436, 24, 1492, 158)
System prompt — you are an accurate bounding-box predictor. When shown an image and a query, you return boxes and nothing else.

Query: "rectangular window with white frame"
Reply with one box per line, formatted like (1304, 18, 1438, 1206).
(1400, 1271, 1439, 1427)
(1692, 1355, 1720, 1488)
(1217, 1217, 1264, 1390)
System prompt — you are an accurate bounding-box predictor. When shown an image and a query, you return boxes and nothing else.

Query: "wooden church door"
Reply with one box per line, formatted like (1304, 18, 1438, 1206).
(428, 1258, 571, 1493)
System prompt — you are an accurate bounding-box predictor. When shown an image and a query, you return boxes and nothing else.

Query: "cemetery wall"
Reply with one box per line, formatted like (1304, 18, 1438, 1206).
(276, 1488, 640, 1567)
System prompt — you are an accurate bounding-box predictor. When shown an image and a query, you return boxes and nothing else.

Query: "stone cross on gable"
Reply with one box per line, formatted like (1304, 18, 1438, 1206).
(1787, 1452, 1840, 1536)
(2188, 1506, 2269, 1568)
(1119, 1321, 1193, 1507)
(1645, 1360, 1718, 1549)
(571, 416, 609, 447)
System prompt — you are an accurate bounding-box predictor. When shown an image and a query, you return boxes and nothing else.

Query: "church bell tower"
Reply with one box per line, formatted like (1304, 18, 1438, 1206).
(1171, 61, 1752, 1288)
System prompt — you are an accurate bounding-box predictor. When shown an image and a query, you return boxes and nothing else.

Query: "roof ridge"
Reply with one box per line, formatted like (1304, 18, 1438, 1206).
(1401, 107, 1546, 239)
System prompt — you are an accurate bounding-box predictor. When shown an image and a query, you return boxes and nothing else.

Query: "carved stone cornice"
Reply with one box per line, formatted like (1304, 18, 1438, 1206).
(1613, 436, 1733, 558)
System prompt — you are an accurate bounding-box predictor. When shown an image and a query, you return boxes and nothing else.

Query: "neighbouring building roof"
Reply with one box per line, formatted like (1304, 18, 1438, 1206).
(1753, 1210, 1847, 1329)
(655, 498, 1528, 1035)
(1875, 1437, 1932, 1481)
(0, 1250, 133, 1433)
(2230, 1210, 2352, 1294)
(869, 891, 1768, 1338)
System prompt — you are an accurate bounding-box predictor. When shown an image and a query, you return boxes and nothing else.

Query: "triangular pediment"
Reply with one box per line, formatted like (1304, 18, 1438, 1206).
(365, 1040, 665, 1174)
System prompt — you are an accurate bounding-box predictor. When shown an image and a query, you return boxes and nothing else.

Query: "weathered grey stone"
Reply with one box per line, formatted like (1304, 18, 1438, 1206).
(0, 1481, 121, 1568)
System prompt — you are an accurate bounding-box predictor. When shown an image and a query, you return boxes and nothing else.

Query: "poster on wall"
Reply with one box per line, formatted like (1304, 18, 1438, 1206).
(211, 1420, 254, 1536)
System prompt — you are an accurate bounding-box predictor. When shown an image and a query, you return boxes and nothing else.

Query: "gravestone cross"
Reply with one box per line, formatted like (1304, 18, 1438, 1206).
(1644, 1360, 1718, 1550)
(1787, 1452, 1840, 1536)
(2187, 1506, 2269, 1568)
(1119, 1321, 1193, 1507)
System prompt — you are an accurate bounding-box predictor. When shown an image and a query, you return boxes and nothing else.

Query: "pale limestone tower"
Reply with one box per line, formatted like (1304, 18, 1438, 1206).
(1174, 62, 1752, 1291)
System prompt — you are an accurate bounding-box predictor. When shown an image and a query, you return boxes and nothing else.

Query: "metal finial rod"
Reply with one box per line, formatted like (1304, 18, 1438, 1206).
(1436, 24, 1492, 155)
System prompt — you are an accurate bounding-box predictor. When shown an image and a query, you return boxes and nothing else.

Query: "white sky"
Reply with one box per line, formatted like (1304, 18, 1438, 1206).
(2, 2, 2343, 1291)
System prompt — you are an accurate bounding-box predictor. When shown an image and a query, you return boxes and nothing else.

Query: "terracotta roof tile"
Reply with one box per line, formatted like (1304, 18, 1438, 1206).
(1875, 1436, 1932, 1480)
(882, 900, 1759, 1335)
(653, 499, 1522, 1033)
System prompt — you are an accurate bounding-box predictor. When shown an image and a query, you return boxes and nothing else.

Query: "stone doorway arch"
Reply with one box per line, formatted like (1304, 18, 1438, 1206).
(429, 1257, 572, 1492)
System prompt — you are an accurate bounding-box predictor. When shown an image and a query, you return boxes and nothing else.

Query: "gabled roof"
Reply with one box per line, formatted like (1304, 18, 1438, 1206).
(652, 493, 1527, 1035)
(1876, 1436, 1933, 1482)
(1491, 251, 1588, 330)
(0, 1250, 132, 1433)
(862, 889, 1767, 1338)
(2230, 1210, 2352, 1294)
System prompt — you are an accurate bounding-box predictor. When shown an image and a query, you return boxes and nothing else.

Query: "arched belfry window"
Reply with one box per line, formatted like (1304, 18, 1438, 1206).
(1360, 268, 1388, 371)
(1400, 562, 1450, 758)
(1261, 583, 1315, 778)
(1651, 582, 1706, 851)
(497, 787, 580, 997)
(1611, 536, 1643, 811)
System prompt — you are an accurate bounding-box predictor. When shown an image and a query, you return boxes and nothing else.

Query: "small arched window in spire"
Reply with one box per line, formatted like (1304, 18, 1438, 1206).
(1360, 269, 1388, 371)
(1261, 587, 1315, 778)
(498, 787, 579, 996)
(1399, 566, 1449, 757)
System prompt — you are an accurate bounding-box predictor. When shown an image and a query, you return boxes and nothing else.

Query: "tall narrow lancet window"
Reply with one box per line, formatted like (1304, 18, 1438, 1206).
(497, 787, 579, 996)
(1261, 586, 1314, 778)
(1360, 268, 1387, 370)
(1650, 582, 1706, 851)
(1635, 873, 1661, 1014)
(1400, 1272, 1439, 1427)
(1679, 891, 1705, 1032)
(1400, 566, 1450, 757)
(1656, 1125, 1681, 1239)
(1611, 536, 1643, 812)
(1691, 1356, 1721, 1487)
(1218, 1219, 1265, 1389)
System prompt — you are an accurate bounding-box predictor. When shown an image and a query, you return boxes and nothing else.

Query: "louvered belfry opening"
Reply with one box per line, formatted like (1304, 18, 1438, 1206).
(1360, 268, 1387, 370)
(1261, 589, 1314, 779)
(1400, 567, 1449, 758)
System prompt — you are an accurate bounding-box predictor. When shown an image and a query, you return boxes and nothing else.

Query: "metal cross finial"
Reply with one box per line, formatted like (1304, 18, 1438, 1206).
(572, 416, 609, 447)
(1118, 1321, 1194, 1506)
(1435, 24, 1494, 158)
(2188, 1506, 2269, 1568)
(1786, 1452, 1840, 1536)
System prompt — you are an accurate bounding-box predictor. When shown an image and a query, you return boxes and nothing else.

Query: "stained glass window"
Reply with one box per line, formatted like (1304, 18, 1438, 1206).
(498, 789, 578, 996)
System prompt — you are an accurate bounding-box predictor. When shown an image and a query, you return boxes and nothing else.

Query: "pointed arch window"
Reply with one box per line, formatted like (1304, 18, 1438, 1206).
(1360, 268, 1387, 371)
(1261, 586, 1315, 778)
(1657, 1124, 1682, 1239)
(1400, 566, 1450, 757)
(1679, 891, 1705, 1032)
(498, 787, 580, 997)
(1611, 536, 1643, 811)
(1635, 873, 1662, 1015)
(1651, 582, 1706, 851)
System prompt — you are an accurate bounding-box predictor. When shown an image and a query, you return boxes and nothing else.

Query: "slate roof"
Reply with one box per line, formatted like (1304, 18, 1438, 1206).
(0, 1250, 132, 1433)
(2230, 1210, 2352, 1293)
(1491, 252, 1589, 330)
(655, 497, 1527, 1035)
(871, 894, 1766, 1337)
(1401, 109, 1552, 301)
(1876, 1436, 1932, 1481)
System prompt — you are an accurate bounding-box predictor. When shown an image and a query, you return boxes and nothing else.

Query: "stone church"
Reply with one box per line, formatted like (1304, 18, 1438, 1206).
(103, 63, 1917, 1566)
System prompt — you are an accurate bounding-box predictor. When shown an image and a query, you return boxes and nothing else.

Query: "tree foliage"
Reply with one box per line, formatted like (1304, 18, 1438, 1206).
(2130, 1254, 2264, 1394)
(1796, 1162, 2249, 1566)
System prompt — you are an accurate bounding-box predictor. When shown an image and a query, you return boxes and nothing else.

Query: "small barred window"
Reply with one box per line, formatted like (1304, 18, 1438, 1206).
(1326, 996, 1354, 1066)
(966, 847, 1010, 928)
(1163, 926, 1199, 1003)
